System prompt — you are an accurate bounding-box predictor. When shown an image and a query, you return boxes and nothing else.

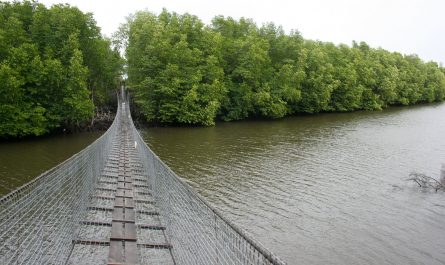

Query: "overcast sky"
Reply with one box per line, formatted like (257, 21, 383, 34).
(37, 0, 445, 65)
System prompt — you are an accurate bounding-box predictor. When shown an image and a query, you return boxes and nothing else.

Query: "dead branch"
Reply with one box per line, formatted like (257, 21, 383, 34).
(408, 172, 444, 192)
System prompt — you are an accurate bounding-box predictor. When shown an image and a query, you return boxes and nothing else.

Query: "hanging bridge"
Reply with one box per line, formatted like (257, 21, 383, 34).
(0, 90, 286, 265)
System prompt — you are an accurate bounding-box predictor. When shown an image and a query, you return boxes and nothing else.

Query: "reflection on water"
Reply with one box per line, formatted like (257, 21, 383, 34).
(0, 131, 102, 196)
(143, 103, 445, 265)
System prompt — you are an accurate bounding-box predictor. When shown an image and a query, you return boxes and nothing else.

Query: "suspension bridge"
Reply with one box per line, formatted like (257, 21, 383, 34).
(0, 90, 286, 265)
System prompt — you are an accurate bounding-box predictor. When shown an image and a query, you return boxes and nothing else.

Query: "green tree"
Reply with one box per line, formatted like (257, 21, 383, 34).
(0, 1, 122, 138)
(126, 10, 225, 125)
(123, 9, 445, 126)
(297, 41, 336, 113)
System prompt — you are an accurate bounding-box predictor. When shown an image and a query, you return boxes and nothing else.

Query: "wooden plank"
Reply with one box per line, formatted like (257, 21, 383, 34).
(125, 208, 135, 220)
(137, 242, 173, 249)
(124, 190, 133, 198)
(110, 236, 136, 242)
(125, 223, 136, 241)
(137, 224, 166, 230)
(113, 208, 124, 220)
(115, 197, 124, 208)
(118, 180, 132, 184)
(116, 194, 133, 199)
(117, 182, 125, 189)
(99, 178, 118, 183)
(124, 177, 132, 182)
(115, 205, 134, 209)
(111, 221, 124, 239)
(136, 210, 159, 215)
(116, 189, 125, 197)
(81, 220, 112, 227)
(125, 241, 139, 264)
(73, 239, 109, 245)
(88, 206, 114, 212)
(133, 184, 149, 189)
(136, 191, 151, 196)
(112, 219, 135, 223)
(125, 198, 134, 208)
(108, 241, 124, 264)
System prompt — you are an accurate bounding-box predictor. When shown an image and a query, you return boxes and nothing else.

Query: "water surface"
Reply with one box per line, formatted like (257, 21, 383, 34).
(143, 103, 445, 265)
(0, 131, 102, 196)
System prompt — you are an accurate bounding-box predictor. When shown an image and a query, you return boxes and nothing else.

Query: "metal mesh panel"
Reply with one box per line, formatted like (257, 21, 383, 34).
(129, 105, 286, 265)
(0, 101, 121, 265)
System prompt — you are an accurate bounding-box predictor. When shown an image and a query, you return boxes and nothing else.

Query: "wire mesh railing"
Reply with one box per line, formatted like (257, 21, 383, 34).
(0, 98, 121, 265)
(128, 103, 286, 265)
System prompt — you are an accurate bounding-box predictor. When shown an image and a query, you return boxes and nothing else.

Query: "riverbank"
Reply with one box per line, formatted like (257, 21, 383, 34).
(0, 108, 115, 142)
(134, 101, 445, 129)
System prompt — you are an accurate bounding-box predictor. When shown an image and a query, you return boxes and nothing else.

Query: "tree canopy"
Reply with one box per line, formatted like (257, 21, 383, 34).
(0, 1, 123, 138)
(123, 10, 445, 126)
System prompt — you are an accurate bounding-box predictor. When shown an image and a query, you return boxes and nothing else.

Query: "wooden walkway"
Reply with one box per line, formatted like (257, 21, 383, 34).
(67, 104, 175, 265)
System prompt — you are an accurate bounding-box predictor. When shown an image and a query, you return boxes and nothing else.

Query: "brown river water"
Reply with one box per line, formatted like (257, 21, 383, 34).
(142, 103, 445, 265)
(0, 131, 102, 195)
(1, 103, 445, 264)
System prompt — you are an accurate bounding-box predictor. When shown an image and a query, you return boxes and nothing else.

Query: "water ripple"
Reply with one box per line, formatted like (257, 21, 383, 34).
(144, 103, 445, 265)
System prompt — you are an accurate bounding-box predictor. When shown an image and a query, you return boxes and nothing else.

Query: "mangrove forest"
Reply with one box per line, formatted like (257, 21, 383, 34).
(123, 10, 445, 126)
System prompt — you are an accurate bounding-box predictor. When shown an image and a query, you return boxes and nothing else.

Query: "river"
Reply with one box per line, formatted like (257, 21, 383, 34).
(1, 104, 445, 264)
(0, 131, 102, 196)
(142, 103, 445, 265)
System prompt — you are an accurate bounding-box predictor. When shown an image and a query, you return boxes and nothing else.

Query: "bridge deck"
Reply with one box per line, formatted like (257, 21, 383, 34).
(67, 104, 174, 265)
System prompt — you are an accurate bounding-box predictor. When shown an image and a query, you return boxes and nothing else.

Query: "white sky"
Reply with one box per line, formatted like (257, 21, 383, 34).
(37, 0, 445, 65)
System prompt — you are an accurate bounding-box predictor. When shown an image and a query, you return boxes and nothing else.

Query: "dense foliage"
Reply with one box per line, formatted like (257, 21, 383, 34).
(0, 1, 122, 138)
(124, 10, 445, 126)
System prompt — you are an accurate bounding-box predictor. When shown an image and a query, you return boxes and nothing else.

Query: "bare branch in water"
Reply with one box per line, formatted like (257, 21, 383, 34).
(408, 172, 444, 192)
